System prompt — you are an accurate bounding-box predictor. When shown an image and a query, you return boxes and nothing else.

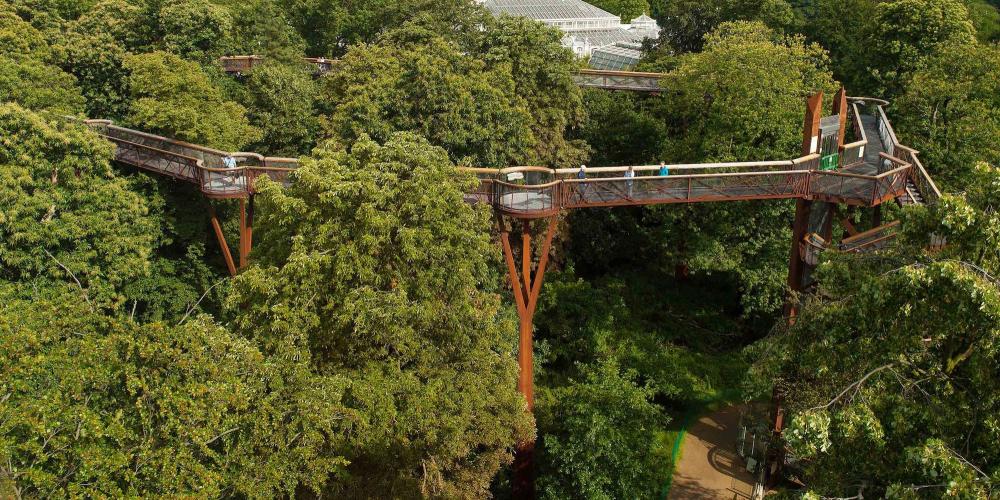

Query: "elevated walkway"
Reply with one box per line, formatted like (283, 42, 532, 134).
(78, 120, 297, 199)
(219, 56, 666, 92)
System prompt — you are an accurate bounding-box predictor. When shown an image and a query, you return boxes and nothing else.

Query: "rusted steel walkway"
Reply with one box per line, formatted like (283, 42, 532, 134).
(459, 98, 939, 218)
(219, 56, 665, 92)
(80, 120, 297, 199)
(79, 97, 938, 220)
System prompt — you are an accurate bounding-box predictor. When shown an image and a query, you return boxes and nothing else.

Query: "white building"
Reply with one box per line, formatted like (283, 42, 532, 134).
(479, 0, 661, 69)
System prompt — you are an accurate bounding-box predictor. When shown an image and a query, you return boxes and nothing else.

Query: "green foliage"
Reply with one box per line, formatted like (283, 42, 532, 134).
(872, 0, 977, 95)
(72, 0, 152, 51)
(749, 251, 1000, 496)
(221, 0, 307, 62)
(317, 32, 534, 167)
(577, 90, 665, 166)
(0, 56, 85, 114)
(966, 0, 1000, 42)
(283, 0, 485, 56)
(807, 0, 882, 94)
(475, 15, 591, 168)
(587, 0, 650, 21)
(156, 0, 234, 61)
(0, 285, 349, 499)
(653, 0, 798, 53)
(238, 62, 318, 156)
(537, 360, 667, 500)
(227, 133, 532, 496)
(649, 21, 837, 316)
(52, 32, 130, 118)
(0, 3, 51, 60)
(895, 43, 1000, 188)
(124, 51, 261, 150)
(0, 104, 157, 309)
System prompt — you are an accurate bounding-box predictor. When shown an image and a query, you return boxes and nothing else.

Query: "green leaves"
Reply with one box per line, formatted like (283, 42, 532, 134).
(0, 104, 157, 309)
(537, 359, 667, 500)
(0, 285, 350, 499)
(228, 133, 531, 496)
(318, 33, 535, 167)
(124, 51, 261, 151)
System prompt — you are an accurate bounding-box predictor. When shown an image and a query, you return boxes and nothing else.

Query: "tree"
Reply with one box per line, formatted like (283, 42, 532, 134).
(0, 56, 85, 114)
(807, 0, 881, 95)
(227, 133, 533, 497)
(894, 42, 1000, 189)
(537, 360, 667, 500)
(746, 164, 1000, 497)
(0, 3, 52, 60)
(0, 284, 349, 498)
(650, 21, 838, 316)
(220, 0, 308, 62)
(872, 0, 977, 95)
(52, 31, 131, 118)
(587, 0, 650, 21)
(749, 258, 1000, 498)
(0, 104, 157, 309)
(317, 31, 534, 167)
(653, 0, 798, 53)
(156, 0, 234, 61)
(282, 0, 485, 56)
(238, 62, 319, 157)
(72, 0, 154, 52)
(966, 0, 1000, 42)
(124, 51, 261, 151)
(474, 15, 591, 168)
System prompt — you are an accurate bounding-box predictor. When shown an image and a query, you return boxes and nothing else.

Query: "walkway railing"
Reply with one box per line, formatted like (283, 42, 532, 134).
(460, 151, 919, 215)
(571, 69, 664, 92)
(220, 56, 667, 92)
(81, 120, 298, 199)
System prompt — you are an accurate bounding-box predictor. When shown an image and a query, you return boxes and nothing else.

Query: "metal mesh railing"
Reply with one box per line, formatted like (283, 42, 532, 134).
(81, 120, 299, 198)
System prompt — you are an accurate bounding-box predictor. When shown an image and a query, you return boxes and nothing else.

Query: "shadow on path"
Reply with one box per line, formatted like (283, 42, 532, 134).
(668, 405, 755, 500)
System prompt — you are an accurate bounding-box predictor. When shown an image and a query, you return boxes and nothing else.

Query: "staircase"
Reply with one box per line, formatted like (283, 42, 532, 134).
(897, 178, 924, 206)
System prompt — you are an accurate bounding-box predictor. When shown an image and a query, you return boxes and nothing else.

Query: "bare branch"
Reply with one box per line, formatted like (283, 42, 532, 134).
(42, 249, 92, 311)
(203, 427, 239, 446)
(809, 363, 895, 412)
(177, 279, 228, 326)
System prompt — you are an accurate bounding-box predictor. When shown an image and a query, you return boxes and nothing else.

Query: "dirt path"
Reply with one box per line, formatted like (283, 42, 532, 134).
(668, 406, 756, 500)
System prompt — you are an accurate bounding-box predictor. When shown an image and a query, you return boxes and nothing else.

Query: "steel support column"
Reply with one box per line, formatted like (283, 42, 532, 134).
(785, 92, 824, 320)
(239, 196, 255, 269)
(499, 215, 558, 500)
(209, 204, 237, 277)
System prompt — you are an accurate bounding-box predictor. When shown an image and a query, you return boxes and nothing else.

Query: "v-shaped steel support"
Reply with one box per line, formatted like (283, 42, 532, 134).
(498, 214, 558, 500)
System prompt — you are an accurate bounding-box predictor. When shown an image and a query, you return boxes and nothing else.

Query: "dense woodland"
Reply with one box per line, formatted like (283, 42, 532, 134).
(1, 0, 1000, 498)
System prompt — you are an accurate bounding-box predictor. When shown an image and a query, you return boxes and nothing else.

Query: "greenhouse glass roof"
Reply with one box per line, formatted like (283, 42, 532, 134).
(588, 45, 643, 70)
(483, 0, 620, 22)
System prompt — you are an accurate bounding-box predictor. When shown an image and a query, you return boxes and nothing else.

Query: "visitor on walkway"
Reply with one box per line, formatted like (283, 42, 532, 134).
(577, 164, 588, 199)
(659, 162, 669, 177)
(223, 155, 238, 169)
(625, 165, 635, 198)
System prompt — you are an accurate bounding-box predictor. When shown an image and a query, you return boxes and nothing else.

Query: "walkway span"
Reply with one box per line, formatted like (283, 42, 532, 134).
(219, 56, 665, 92)
(78, 120, 297, 199)
(459, 99, 939, 218)
(77, 98, 939, 221)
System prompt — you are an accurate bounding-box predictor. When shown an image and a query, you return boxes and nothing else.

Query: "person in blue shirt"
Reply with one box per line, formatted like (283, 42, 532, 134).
(223, 155, 237, 169)
(577, 164, 588, 199)
(659, 161, 669, 176)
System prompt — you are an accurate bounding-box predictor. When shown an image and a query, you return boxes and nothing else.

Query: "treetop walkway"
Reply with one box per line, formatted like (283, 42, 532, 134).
(219, 55, 665, 92)
(72, 80, 941, 499)
(77, 95, 936, 213)
(79, 119, 298, 199)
